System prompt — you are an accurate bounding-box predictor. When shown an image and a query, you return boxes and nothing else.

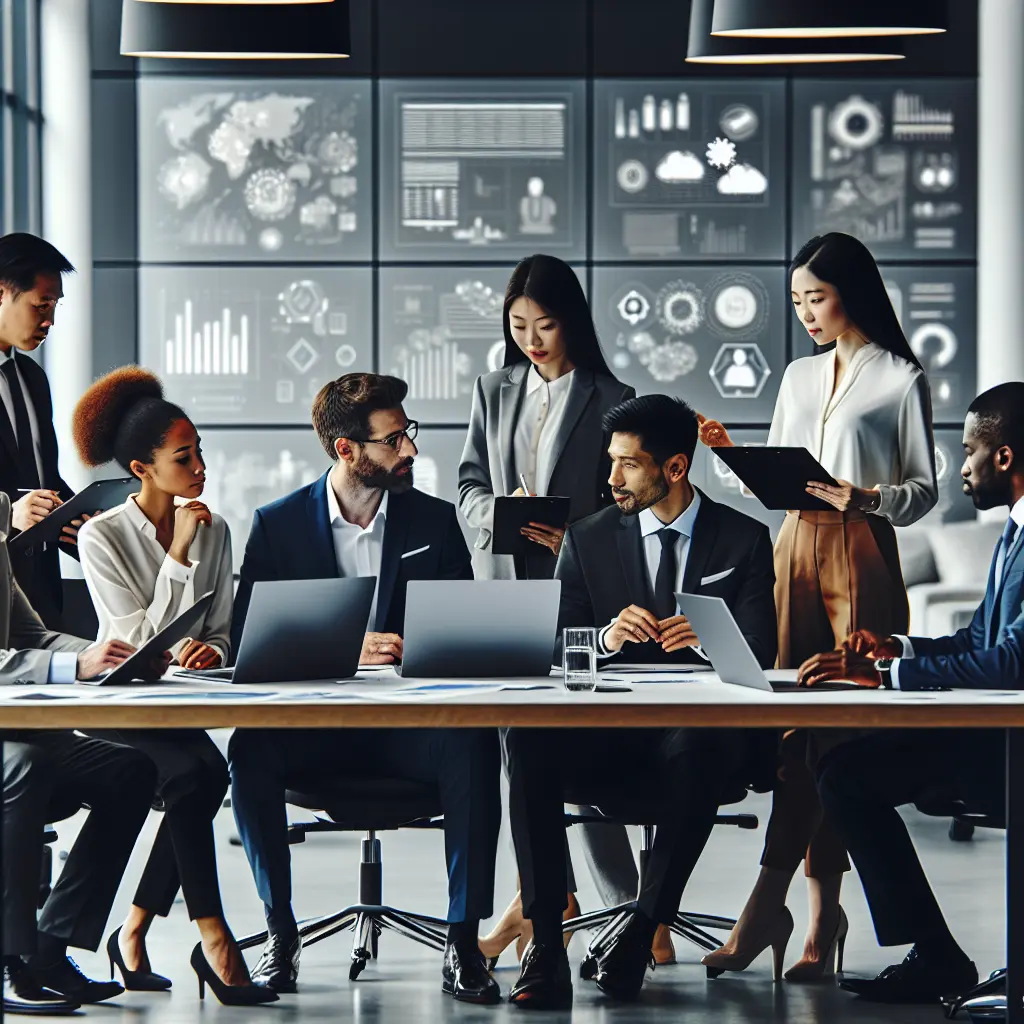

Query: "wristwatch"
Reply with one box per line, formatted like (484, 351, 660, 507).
(874, 657, 894, 688)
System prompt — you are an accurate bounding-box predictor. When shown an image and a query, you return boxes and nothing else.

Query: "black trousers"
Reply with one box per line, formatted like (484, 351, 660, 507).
(87, 729, 229, 921)
(817, 729, 1005, 947)
(504, 726, 754, 924)
(2, 731, 156, 955)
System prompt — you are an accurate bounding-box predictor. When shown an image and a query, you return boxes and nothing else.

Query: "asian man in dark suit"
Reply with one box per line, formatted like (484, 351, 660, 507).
(0, 234, 92, 628)
(505, 395, 777, 1009)
(228, 373, 502, 1006)
(804, 383, 1024, 1004)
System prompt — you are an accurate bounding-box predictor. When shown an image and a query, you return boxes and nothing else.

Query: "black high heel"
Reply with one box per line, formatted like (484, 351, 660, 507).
(189, 943, 278, 1006)
(106, 927, 172, 991)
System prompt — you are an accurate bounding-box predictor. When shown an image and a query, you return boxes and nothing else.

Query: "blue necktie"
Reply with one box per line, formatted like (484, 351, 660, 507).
(996, 517, 1020, 591)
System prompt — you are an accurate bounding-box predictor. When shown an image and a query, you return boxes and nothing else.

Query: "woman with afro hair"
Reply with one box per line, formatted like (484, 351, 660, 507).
(71, 366, 275, 1006)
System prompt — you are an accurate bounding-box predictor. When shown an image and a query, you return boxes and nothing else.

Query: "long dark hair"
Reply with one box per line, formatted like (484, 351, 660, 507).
(791, 232, 923, 371)
(502, 254, 614, 375)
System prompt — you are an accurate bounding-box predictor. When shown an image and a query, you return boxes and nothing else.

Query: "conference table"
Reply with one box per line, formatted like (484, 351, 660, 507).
(0, 666, 1021, 1021)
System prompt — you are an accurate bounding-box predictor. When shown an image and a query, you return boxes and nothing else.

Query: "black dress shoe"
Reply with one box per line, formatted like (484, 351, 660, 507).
(3, 961, 80, 1016)
(839, 947, 978, 1004)
(251, 934, 300, 993)
(442, 941, 501, 1005)
(25, 955, 124, 1003)
(509, 941, 573, 1011)
(593, 928, 655, 1001)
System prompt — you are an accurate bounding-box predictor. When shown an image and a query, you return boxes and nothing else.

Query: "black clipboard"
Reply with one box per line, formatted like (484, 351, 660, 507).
(712, 447, 839, 512)
(79, 591, 215, 686)
(9, 478, 137, 554)
(492, 496, 570, 557)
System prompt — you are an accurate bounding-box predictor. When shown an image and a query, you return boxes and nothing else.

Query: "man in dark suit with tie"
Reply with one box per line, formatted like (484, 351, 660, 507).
(0, 233, 88, 628)
(506, 395, 777, 1009)
(228, 373, 501, 1006)
(802, 382, 1024, 1004)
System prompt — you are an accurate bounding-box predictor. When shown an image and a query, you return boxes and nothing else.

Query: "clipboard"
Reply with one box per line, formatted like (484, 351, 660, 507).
(492, 496, 570, 557)
(712, 447, 839, 512)
(79, 591, 215, 686)
(9, 478, 137, 553)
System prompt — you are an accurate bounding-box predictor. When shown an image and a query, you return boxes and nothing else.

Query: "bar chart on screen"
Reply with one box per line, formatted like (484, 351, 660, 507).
(162, 298, 251, 377)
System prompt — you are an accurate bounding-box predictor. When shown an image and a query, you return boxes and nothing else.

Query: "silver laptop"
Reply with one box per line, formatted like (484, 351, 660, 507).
(184, 577, 375, 684)
(399, 580, 561, 678)
(675, 593, 859, 692)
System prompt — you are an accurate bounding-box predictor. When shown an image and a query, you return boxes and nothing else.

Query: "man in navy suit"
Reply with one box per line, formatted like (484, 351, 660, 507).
(228, 373, 501, 1005)
(804, 382, 1024, 1004)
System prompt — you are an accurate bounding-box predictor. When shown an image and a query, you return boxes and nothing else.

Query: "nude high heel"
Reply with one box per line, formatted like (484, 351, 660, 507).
(783, 905, 849, 983)
(480, 892, 579, 970)
(702, 906, 794, 982)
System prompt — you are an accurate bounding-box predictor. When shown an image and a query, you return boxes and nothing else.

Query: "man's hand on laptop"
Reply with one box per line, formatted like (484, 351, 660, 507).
(605, 606, 662, 652)
(179, 639, 222, 671)
(843, 630, 902, 659)
(798, 648, 881, 689)
(657, 615, 698, 654)
(361, 632, 403, 665)
(76, 639, 136, 680)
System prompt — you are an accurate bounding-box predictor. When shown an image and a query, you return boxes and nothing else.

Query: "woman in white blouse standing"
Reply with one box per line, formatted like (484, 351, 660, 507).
(71, 367, 274, 1006)
(698, 233, 937, 982)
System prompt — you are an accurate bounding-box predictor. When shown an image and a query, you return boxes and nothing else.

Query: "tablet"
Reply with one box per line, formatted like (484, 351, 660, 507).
(712, 447, 839, 512)
(79, 591, 215, 686)
(492, 496, 571, 557)
(9, 478, 138, 553)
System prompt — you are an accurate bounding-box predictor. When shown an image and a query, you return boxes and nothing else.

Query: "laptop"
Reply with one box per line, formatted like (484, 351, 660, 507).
(675, 593, 861, 693)
(81, 591, 215, 685)
(398, 579, 561, 678)
(180, 577, 375, 684)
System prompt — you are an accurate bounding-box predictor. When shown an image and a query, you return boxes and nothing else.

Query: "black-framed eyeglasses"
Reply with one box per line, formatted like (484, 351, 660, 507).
(350, 420, 419, 451)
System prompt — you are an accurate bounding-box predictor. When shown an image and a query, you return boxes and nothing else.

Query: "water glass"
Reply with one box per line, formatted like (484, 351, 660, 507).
(563, 627, 597, 692)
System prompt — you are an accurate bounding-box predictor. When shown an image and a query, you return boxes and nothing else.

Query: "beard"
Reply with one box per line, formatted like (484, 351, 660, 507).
(354, 451, 415, 494)
(612, 473, 669, 516)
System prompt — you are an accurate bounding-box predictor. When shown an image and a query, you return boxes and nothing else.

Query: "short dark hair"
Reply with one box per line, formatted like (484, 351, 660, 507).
(602, 395, 699, 465)
(967, 383, 1024, 457)
(312, 372, 409, 460)
(0, 233, 74, 298)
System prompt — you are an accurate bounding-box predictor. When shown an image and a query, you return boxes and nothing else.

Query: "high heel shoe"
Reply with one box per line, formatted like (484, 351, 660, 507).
(481, 893, 579, 971)
(105, 927, 171, 991)
(783, 905, 849, 983)
(189, 943, 278, 1005)
(702, 906, 794, 983)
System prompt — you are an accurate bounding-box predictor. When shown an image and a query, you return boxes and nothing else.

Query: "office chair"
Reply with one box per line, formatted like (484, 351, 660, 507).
(39, 826, 58, 908)
(237, 777, 448, 981)
(58, 578, 99, 640)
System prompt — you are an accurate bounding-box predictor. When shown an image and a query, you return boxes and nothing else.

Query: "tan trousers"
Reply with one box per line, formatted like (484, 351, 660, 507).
(761, 509, 909, 877)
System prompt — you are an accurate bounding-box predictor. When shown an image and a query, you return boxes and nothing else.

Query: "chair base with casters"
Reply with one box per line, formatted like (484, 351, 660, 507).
(236, 779, 449, 982)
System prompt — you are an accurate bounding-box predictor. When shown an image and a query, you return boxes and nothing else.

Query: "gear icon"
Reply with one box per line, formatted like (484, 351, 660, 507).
(705, 137, 737, 169)
(616, 288, 651, 326)
(656, 282, 703, 335)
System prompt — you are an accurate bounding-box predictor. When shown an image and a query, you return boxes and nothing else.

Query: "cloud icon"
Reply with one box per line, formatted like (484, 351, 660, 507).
(717, 163, 768, 195)
(655, 150, 705, 184)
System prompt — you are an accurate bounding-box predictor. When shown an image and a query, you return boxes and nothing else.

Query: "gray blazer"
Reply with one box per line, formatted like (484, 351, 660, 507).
(458, 364, 635, 579)
(0, 493, 89, 685)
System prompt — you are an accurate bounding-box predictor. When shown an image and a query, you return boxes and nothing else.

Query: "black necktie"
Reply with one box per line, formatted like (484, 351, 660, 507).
(2, 356, 41, 490)
(654, 528, 678, 619)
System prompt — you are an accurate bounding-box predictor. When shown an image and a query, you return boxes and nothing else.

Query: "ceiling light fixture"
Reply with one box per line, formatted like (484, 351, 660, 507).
(120, 0, 351, 58)
(709, 0, 947, 38)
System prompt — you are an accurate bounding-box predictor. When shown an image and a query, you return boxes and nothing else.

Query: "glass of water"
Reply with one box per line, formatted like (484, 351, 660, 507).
(563, 627, 597, 692)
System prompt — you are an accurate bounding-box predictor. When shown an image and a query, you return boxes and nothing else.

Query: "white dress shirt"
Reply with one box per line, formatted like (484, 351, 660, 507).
(597, 492, 703, 656)
(513, 366, 575, 494)
(767, 344, 937, 527)
(327, 481, 388, 630)
(890, 494, 1024, 688)
(0, 349, 45, 486)
(78, 496, 234, 663)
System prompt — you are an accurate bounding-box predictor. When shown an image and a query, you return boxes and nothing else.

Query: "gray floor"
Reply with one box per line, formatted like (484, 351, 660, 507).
(48, 733, 1003, 1022)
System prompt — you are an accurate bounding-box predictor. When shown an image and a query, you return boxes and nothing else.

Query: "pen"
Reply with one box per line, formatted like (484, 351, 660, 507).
(518, 473, 532, 496)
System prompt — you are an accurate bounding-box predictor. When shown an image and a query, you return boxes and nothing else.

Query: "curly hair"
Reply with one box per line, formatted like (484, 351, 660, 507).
(73, 366, 188, 475)
(311, 373, 408, 460)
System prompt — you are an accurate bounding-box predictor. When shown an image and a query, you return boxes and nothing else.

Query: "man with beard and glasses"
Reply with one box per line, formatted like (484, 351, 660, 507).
(504, 394, 777, 1009)
(802, 382, 1024, 1006)
(228, 374, 502, 1006)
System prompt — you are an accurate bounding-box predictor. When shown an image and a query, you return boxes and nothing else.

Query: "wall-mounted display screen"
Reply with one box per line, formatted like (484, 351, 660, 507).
(138, 79, 372, 262)
(791, 79, 977, 259)
(931, 428, 973, 524)
(593, 80, 787, 260)
(591, 266, 786, 423)
(139, 267, 372, 425)
(379, 79, 586, 260)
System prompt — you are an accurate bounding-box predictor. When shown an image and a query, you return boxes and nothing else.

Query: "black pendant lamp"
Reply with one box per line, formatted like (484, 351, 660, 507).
(709, 0, 947, 38)
(120, 0, 351, 58)
(687, 0, 905, 63)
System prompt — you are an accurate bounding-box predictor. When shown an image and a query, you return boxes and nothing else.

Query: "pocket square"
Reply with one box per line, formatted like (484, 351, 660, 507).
(401, 544, 431, 560)
(701, 567, 735, 586)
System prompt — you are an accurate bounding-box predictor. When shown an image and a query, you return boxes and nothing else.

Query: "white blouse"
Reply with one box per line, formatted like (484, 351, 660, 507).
(512, 367, 575, 494)
(767, 343, 938, 527)
(78, 496, 234, 663)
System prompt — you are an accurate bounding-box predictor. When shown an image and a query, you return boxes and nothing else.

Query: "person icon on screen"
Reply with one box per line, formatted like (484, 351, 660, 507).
(722, 348, 758, 391)
(519, 177, 556, 235)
